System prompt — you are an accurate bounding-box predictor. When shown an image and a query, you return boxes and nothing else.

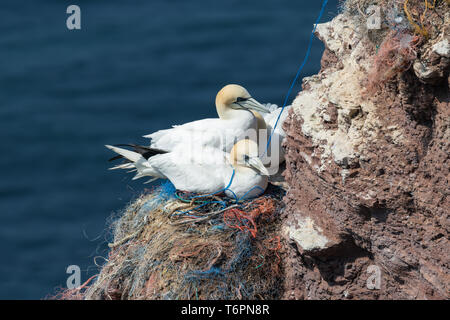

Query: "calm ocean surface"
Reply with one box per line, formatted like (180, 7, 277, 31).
(0, 0, 339, 299)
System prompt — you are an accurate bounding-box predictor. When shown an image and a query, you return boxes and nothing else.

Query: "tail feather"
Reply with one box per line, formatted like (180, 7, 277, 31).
(132, 172, 145, 180)
(105, 145, 163, 182)
(109, 163, 136, 170)
(105, 145, 143, 163)
(143, 177, 158, 184)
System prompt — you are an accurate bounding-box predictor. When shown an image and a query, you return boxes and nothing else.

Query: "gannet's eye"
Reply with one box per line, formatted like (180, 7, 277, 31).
(236, 97, 249, 103)
(243, 154, 250, 162)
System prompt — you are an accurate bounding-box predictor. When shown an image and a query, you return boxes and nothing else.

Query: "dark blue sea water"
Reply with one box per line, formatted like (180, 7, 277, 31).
(0, 0, 339, 299)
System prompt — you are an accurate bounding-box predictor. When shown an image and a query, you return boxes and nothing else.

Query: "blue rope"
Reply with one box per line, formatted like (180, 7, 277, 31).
(264, 0, 329, 155)
(190, 169, 235, 199)
(172, 169, 237, 216)
(173, 0, 329, 213)
(229, 0, 328, 201)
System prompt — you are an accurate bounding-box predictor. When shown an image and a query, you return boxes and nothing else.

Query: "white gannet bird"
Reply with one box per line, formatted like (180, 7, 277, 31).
(106, 139, 269, 200)
(143, 84, 270, 153)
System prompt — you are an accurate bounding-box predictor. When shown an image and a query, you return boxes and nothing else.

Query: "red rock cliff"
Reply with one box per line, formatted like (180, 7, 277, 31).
(281, 8, 449, 300)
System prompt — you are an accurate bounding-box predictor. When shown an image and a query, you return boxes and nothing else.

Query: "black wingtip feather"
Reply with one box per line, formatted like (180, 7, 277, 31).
(108, 155, 124, 162)
(108, 143, 168, 162)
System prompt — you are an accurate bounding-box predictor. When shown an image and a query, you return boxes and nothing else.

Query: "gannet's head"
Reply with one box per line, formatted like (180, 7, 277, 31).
(230, 139, 269, 175)
(216, 84, 270, 119)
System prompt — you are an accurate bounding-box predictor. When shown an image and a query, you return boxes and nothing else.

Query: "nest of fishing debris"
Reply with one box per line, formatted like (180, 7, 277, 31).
(57, 182, 285, 300)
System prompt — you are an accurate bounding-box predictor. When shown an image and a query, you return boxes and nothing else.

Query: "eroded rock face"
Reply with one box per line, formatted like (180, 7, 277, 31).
(282, 13, 449, 300)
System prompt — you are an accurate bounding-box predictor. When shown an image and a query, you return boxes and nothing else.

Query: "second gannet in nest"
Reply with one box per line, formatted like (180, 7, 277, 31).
(106, 139, 269, 200)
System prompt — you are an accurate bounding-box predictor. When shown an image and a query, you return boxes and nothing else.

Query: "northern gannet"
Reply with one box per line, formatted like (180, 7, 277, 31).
(106, 139, 269, 200)
(144, 84, 270, 152)
(108, 84, 289, 174)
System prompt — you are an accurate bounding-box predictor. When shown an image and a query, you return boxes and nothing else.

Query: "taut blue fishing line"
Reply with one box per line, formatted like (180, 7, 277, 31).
(172, 0, 328, 209)
(264, 0, 329, 156)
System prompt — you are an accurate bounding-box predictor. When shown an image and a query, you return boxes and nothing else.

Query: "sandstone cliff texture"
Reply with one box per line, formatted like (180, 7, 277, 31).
(282, 3, 449, 299)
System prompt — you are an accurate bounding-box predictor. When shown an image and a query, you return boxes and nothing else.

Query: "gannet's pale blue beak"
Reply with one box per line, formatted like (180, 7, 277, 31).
(242, 98, 271, 114)
(248, 156, 270, 176)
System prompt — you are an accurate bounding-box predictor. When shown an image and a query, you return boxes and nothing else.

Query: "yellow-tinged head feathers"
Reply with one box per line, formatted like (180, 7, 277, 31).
(215, 84, 269, 119)
(216, 84, 251, 108)
(230, 139, 269, 175)
(230, 139, 258, 163)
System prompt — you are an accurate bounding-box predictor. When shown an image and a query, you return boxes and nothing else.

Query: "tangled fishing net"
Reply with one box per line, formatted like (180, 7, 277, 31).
(56, 182, 285, 300)
(366, 30, 421, 93)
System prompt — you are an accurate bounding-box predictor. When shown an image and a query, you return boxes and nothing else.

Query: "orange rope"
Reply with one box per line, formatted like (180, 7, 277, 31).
(223, 208, 258, 238)
(75, 274, 98, 291)
(223, 198, 277, 238)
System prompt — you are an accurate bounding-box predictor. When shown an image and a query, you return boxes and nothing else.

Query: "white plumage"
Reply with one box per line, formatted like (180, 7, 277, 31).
(106, 139, 268, 200)
(106, 84, 292, 196)
(144, 84, 271, 153)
